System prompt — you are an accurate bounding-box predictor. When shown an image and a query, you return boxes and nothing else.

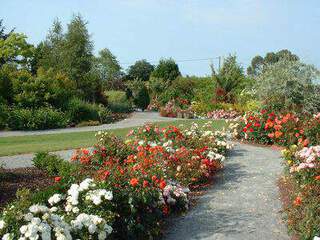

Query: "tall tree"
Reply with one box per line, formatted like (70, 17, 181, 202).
(63, 14, 94, 92)
(151, 58, 181, 83)
(127, 59, 154, 81)
(247, 49, 299, 76)
(37, 19, 65, 71)
(95, 48, 121, 81)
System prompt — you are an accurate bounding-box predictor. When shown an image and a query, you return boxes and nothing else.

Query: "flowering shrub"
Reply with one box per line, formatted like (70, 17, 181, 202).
(206, 109, 240, 120)
(0, 178, 114, 240)
(0, 122, 231, 239)
(281, 145, 320, 239)
(236, 109, 320, 239)
(238, 110, 306, 146)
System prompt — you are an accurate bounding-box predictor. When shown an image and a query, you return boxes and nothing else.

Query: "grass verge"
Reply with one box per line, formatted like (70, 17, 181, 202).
(0, 119, 227, 156)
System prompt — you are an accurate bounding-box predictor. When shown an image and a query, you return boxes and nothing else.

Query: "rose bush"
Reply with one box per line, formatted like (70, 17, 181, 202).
(281, 145, 320, 239)
(0, 122, 231, 239)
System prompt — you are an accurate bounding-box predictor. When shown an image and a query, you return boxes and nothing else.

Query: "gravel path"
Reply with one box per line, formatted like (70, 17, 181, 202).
(0, 112, 177, 168)
(0, 112, 174, 138)
(164, 142, 289, 240)
(0, 149, 77, 169)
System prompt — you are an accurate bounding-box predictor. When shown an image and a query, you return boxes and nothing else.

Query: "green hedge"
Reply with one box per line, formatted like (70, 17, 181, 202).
(7, 107, 69, 130)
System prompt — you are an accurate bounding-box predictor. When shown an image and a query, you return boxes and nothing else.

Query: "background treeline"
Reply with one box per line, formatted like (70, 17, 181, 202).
(1, 14, 320, 130)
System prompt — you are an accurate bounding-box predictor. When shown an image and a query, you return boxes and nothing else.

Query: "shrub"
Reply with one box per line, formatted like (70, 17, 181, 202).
(133, 86, 150, 111)
(32, 152, 78, 177)
(14, 68, 76, 109)
(7, 107, 69, 130)
(281, 146, 320, 239)
(105, 90, 132, 113)
(67, 98, 111, 124)
(158, 78, 192, 105)
(0, 104, 8, 129)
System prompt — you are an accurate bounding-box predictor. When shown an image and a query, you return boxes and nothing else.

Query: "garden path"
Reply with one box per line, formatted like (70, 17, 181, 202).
(0, 112, 177, 168)
(164, 142, 289, 240)
(0, 111, 175, 138)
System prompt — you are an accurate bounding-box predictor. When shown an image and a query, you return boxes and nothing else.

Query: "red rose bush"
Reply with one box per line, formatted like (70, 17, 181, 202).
(0, 122, 231, 239)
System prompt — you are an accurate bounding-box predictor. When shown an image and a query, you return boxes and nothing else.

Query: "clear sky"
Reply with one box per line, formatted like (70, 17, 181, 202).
(1, 0, 319, 76)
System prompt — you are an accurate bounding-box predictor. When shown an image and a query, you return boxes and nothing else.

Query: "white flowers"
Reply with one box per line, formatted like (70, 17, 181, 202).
(48, 194, 64, 206)
(29, 204, 49, 214)
(0, 178, 114, 240)
(71, 213, 112, 239)
(0, 220, 5, 230)
(85, 189, 113, 205)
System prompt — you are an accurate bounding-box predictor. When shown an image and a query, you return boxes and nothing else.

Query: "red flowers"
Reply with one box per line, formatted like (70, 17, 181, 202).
(82, 148, 90, 155)
(143, 180, 149, 188)
(315, 175, 320, 181)
(159, 180, 166, 190)
(54, 176, 62, 182)
(130, 178, 139, 187)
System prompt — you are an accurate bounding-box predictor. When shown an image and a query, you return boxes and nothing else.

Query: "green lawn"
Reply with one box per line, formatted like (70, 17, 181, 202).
(0, 119, 227, 156)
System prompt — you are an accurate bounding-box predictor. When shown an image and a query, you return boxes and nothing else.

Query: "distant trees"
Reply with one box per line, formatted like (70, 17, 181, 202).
(94, 48, 123, 90)
(151, 58, 181, 83)
(247, 49, 299, 76)
(255, 59, 320, 112)
(127, 59, 154, 81)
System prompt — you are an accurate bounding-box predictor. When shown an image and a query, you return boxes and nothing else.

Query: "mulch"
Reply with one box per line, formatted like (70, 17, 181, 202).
(0, 167, 54, 209)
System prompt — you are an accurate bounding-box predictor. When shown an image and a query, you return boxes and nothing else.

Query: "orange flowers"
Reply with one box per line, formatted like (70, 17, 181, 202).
(274, 125, 282, 131)
(293, 196, 302, 206)
(130, 178, 139, 187)
(274, 131, 283, 138)
(315, 175, 320, 181)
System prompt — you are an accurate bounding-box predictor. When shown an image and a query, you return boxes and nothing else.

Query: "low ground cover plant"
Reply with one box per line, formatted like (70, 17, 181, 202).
(0, 122, 232, 239)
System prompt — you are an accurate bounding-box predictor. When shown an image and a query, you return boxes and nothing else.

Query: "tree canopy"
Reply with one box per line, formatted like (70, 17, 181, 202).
(247, 49, 299, 76)
(127, 59, 154, 81)
(151, 58, 181, 82)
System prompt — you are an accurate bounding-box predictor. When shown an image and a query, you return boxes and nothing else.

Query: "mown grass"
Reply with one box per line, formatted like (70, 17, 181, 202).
(0, 119, 227, 156)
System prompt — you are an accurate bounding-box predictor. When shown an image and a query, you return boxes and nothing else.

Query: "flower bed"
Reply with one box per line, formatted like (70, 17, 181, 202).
(159, 99, 241, 120)
(237, 110, 320, 239)
(281, 145, 320, 239)
(206, 109, 240, 120)
(0, 123, 231, 239)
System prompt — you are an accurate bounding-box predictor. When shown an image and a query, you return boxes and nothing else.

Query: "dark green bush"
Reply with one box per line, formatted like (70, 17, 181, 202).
(134, 86, 150, 111)
(67, 98, 98, 123)
(32, 152, 78, 177)
(105, 90, 132, 113)
(7, 107, 69, 130)
(0, 104, 8, 129)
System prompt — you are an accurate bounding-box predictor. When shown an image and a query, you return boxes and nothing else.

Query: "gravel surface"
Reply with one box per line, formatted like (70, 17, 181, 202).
(164, 142, 289, 240)
(0, 112, 174, 138)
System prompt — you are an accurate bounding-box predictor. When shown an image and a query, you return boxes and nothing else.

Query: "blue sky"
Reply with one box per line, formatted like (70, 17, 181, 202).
(1, 0, 319, 76)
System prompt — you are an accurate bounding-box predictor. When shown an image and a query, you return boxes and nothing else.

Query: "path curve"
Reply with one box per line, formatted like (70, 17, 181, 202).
(0, 112, 177, 168)
(0, 112, 175, 138)
(164, 142, 289, 240)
